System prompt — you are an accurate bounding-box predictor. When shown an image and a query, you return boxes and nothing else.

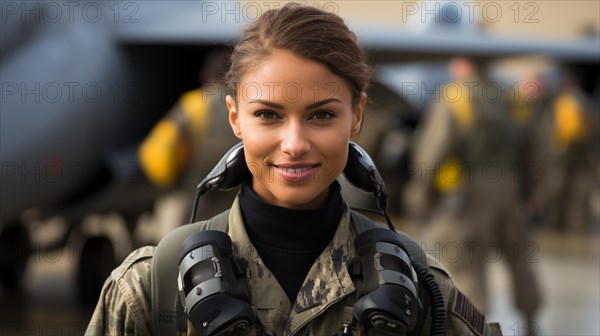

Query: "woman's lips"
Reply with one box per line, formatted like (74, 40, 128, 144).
(273, 164, 320, 182)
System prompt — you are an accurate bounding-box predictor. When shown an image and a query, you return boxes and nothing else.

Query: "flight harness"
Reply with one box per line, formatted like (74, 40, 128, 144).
(151, 209, 445, 336)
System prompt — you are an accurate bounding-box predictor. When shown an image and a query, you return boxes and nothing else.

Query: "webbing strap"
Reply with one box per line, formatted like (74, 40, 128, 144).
(207, 209, 230, 232)
(151, 210, 229, 335)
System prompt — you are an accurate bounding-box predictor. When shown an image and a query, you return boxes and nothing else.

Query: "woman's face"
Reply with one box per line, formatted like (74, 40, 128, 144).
(226, 49, 366, 209)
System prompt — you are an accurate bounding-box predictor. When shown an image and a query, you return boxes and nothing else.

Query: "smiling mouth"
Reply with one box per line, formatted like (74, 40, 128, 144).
(273, 164, 320, 182)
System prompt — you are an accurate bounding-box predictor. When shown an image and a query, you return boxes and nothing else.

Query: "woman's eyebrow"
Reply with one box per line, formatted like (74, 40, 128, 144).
(248, 98, 342, 110)
(249, 99, 284, 109)
(305, 98, 342, 110)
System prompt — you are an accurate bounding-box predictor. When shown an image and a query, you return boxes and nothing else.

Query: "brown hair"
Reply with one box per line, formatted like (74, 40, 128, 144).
(225, 2, 372, 106)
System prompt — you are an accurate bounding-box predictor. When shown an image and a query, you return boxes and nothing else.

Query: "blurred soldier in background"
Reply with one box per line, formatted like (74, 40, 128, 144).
(505, 64, 552, 223)
(136, 49, 239, 244)
(404, 56, 541, 331)
(533, 67, 599, 234)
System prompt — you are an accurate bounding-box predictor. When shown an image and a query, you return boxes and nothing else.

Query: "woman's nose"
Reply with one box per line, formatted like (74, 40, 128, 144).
(280, 121, 310, 158)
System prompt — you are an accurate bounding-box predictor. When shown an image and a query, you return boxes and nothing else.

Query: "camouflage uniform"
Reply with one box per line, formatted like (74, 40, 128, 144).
(86, 197, 501, 335)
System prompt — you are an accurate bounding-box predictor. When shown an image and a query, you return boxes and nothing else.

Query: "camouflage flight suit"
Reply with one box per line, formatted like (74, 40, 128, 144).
(86, 197, 502, 335)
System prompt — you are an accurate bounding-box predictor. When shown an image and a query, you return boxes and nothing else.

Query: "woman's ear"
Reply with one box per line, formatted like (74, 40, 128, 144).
(351, 92, 367, 140)
(226, 95, 242, 139)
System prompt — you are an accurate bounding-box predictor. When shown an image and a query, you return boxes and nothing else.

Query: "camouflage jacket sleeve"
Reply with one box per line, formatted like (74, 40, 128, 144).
(425, 255, 503, 336)
(85, 246, 155, 336)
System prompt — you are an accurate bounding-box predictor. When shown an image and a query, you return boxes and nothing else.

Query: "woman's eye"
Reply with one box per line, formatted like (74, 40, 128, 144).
(254, 110, 280, 119)
(310, 110, 335, 120)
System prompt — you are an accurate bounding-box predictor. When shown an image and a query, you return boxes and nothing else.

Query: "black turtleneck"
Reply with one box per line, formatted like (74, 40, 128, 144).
(238, 179, 343, 303)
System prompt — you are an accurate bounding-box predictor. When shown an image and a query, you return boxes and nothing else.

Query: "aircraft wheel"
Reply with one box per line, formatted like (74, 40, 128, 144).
(0, 224, 31, 289)
(78, 236, 116, 306)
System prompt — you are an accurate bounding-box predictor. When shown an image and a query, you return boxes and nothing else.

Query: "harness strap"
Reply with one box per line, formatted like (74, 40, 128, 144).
(151, 211, 229, 335)
(348, 211, 427, 265)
